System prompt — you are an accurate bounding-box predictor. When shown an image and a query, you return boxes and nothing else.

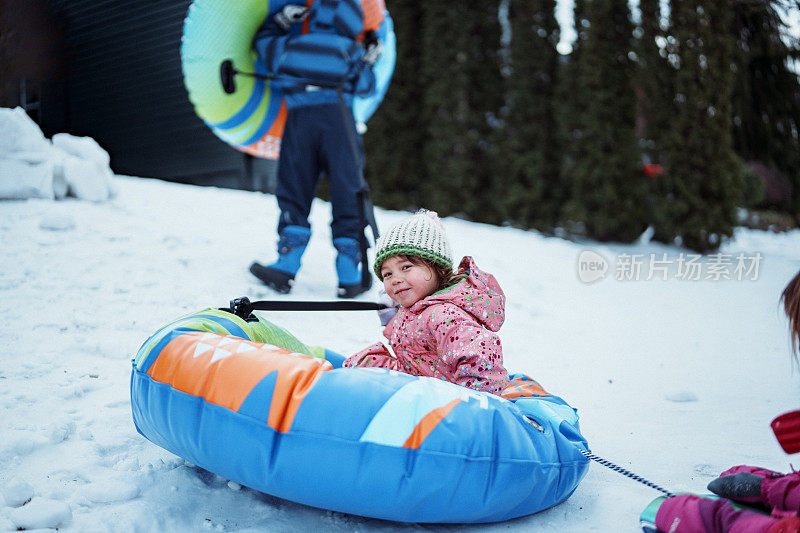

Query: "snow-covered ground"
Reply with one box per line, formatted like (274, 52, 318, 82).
(1, 175, 799, 532)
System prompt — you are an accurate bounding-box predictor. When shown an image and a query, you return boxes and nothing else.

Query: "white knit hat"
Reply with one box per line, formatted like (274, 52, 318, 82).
(373, 209, 453, 279)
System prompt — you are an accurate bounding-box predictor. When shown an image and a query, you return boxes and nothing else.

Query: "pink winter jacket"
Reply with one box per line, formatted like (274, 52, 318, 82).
(343, 256, 511, 395)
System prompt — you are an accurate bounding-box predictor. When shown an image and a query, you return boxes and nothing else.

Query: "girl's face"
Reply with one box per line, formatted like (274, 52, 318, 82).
(380, 256, 439, 308)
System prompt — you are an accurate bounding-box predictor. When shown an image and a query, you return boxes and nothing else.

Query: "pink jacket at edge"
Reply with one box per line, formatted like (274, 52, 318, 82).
(343, 256, 511, 395)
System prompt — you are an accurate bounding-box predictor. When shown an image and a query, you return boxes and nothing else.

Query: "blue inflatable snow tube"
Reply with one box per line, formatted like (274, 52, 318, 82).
(130, 308, 589, 523)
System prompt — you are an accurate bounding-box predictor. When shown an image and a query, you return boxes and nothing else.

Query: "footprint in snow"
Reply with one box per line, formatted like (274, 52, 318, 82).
(48, 421, 76, 444)
(75, 479, 140, 504)
(38, 214, 76, 232)
(666, 391, 699, 402)
(693, 463, 722, 477)
(1, 431, 50, 459)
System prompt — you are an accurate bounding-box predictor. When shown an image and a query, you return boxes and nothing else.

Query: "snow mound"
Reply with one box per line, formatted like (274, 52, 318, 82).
(0, 106, 50, 155)
(0, 106, 115, 202)
(1, 478, 34, 507)
(4, 498, 72, 530)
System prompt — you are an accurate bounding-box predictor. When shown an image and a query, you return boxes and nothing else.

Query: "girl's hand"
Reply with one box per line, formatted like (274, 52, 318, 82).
(377, 290, 398, 326)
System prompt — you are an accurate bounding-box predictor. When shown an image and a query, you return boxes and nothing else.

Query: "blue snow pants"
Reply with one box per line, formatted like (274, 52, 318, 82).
(276, 103, 365, 241)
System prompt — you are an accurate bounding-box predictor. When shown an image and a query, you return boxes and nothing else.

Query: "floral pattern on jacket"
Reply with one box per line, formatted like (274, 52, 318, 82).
(343, 256, 510, 395)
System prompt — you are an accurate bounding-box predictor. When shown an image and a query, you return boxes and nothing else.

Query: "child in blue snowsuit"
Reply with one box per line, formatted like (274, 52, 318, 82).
(249, 0, 383, 298)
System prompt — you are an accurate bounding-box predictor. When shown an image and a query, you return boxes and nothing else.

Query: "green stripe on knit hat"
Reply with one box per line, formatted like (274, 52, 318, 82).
(373, 245, 453, 278)
(373, 209, 453, 279)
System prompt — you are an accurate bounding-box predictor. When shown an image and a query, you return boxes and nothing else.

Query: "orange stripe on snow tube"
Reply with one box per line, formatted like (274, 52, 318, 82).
(501, 378, 550, 400)
(147, 331, 332, 432)
(265, 344, 332, 432)
(403, 399, 461, 449)
(241, 101, 288, 159)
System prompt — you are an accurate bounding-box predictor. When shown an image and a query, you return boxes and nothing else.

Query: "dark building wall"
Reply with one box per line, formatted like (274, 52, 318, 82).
(0, 0, 68, 131)
(3, 0, 275, 190)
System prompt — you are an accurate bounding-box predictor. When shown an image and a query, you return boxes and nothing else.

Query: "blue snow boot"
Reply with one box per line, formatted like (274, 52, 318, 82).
(333, 237, 371, 299)
(250, 225, 311, 294)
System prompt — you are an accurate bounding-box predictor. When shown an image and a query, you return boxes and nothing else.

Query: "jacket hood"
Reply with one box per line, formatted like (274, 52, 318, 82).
(409, 256, 505, 332)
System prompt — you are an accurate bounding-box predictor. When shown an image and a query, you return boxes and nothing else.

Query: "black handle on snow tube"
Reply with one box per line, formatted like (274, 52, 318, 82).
(220, 59, 351, 94)
(220, 60, 237, 94)
(227, 297, 387, 320)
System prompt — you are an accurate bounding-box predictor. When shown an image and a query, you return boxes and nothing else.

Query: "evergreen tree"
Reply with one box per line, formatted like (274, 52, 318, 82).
(654, 1, 744, 251)
(419, 1, 503, 221)
(730, 1, 800, 216)
(562, 0, 647, 242)
(363, 1, 427, 211)
(465, 2, 506, 223)
(500, 0, 562, 231)
(635, 0, 676, 229)
(555, 0, 589, 187)
(636, 0, 673, 165)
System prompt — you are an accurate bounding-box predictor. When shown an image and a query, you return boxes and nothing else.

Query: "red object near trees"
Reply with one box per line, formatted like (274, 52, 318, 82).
(642, 163, 665, 178)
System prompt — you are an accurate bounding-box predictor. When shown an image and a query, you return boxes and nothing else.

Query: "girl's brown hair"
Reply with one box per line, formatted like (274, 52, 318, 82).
(399, 255, 467, 293)
(781, 270, 800, 361)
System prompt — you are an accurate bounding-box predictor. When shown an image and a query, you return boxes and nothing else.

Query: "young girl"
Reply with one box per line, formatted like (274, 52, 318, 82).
(343, 210, 511, 396)
(653, 270, 800, 533)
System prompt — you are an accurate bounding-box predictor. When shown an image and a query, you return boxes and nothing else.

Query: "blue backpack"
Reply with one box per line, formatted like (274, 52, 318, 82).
(257, 0, 376, 104)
